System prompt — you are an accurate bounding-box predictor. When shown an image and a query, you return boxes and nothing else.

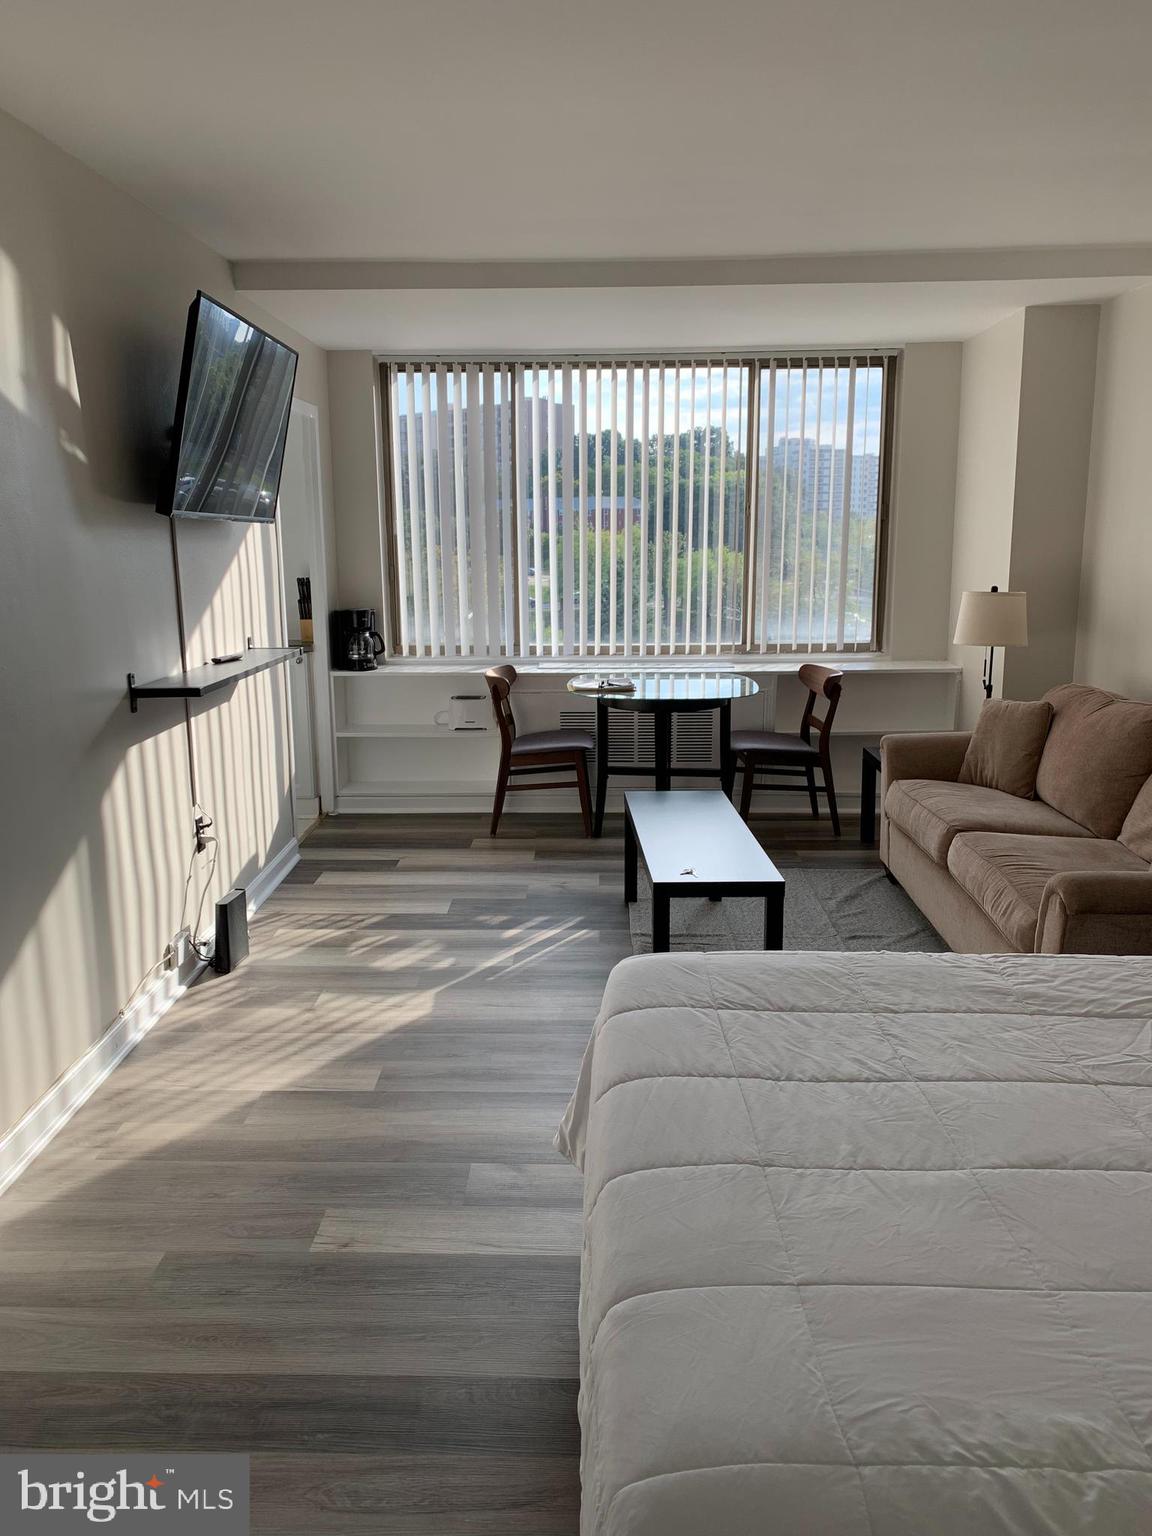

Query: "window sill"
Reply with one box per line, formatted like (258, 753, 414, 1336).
(337, 655, 961, 677)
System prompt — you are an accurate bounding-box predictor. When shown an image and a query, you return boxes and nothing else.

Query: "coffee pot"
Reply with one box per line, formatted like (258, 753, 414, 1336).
(342, 609, 386, 671)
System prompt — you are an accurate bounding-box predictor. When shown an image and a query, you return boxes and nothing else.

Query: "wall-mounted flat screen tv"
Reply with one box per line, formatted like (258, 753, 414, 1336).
(157, 292, 299, 522)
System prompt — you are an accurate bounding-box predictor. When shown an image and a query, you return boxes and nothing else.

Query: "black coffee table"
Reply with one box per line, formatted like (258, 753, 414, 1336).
(624, 789, 785, 952)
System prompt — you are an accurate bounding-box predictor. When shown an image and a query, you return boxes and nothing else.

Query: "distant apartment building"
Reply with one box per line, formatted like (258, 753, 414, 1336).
(771, 436, 880, 519)
(398, 394, 563, 457)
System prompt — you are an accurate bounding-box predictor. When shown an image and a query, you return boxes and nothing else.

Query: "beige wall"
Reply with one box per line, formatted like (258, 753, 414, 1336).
(0, 107, 332, 1141)
(948, 312, 1024, 724)
(328, 352, 388, 623)
(948, 306, 1099, 724)
(1005, 306, 1098, 702)
(885, 342, 962, 659)
(1075, 283, 1152, 698)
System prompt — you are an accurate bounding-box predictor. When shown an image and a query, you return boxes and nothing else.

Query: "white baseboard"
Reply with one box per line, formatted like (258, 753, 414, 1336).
(245, 836, 300, 911)
(336, 791, 522, 814)
(0, 835, 300, 1197)
(334, 791, 863, 815)
(0, 948, 207, 1197)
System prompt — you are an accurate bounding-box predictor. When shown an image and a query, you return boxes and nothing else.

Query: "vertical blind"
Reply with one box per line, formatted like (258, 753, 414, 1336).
(387, 363, 515, 657)
(749, 356, 891, 652)
(385, 354, 892, 658)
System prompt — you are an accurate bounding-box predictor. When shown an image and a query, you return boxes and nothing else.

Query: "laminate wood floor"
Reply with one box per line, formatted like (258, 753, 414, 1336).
(0, 809, 864, 1534)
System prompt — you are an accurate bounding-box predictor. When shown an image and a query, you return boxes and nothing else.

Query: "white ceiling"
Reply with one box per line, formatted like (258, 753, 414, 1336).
(5, 0, 1152, 262)
(4, 0, 1152, 346)
(243, 277, 1146, 353)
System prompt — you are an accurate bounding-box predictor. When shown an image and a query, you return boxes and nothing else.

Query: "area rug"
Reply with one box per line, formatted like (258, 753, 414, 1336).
(629, 865, 946, 953)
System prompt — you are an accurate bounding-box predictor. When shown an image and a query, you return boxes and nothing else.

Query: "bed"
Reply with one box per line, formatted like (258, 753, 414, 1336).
(557, 949, 1152, 1535)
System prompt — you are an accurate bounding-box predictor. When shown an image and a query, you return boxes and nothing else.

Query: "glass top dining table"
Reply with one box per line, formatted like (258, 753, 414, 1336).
(566, 671, 760, 833)
(567, 671, 759, 706)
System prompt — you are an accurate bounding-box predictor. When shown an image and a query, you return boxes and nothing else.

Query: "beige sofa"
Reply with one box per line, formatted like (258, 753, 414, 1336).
(880, 683, 1152, 954)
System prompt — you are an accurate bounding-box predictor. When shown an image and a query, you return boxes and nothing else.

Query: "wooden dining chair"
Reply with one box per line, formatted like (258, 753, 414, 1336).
(732, 663, 845, 835)
(485, 665, 595, 837)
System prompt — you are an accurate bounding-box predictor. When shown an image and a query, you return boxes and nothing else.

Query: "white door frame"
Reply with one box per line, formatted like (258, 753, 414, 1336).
(287, 400, 337, 813)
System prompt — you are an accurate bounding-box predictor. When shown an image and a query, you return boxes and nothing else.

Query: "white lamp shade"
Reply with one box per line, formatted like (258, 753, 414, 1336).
(953, 589, 1028, 647)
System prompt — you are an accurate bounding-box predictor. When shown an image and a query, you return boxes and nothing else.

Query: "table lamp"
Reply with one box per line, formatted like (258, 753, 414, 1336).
(953, 586, 1028, 700)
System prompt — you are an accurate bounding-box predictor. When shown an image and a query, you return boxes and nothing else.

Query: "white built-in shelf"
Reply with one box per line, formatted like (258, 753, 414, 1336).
(331, 669, 408, 678)
(338, 778, 489, 797)
(335, 723, 490, 740)
(340, 656, 963, 677)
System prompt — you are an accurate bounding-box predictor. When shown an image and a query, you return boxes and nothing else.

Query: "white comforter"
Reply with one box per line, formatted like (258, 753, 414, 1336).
(557, 950, 1152, 1535)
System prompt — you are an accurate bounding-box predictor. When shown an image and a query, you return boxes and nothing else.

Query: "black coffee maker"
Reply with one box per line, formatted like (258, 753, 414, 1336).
(331, 609, 386, 671)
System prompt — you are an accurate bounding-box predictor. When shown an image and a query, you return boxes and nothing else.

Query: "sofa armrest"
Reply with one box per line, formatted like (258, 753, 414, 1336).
(1036, 871, 1152, 955)
(881, 731, 972, 788)
(879, 732, 971, 865)
(881, 731, 971, 797)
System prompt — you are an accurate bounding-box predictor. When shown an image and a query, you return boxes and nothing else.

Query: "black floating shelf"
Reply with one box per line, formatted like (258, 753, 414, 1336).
(128, 647, 301, 711)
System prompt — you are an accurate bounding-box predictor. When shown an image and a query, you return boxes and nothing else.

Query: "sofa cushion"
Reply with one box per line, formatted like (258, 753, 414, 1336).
(958, 698, 1053, 798)
(1035, 683, 1152, 838)
(947, 832, 1149, 952)
(1119, 775, 1152, 862)
(884, 778, 1094, 866)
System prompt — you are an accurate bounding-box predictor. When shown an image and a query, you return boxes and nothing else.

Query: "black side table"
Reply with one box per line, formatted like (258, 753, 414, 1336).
(860, 743, 882, 844)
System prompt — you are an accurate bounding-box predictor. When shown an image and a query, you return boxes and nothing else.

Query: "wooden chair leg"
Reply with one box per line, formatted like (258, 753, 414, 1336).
(823, 760, 841, 837)
(490, 759, 510, 837)
(804, 765, 820, 819)
(739, 757, 755, 820)
(575, 753, 593, 838)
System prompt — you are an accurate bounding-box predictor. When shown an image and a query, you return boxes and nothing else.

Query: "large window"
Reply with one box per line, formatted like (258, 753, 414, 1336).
(384, 354, 894, 658)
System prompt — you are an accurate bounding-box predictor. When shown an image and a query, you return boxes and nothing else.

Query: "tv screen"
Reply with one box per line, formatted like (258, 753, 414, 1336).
(158, 292, 299, 522)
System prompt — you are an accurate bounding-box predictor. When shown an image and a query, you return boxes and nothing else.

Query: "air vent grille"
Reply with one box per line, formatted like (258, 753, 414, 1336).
(559, 706, 717, 769)
(672, 712, 718, 767)
(607, 712, 653, 767)
(559, 708, 596, 733)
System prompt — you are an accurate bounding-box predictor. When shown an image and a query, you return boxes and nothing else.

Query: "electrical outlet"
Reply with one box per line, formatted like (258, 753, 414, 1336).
(194, 812, 213, 853)
(168, 926, 193, 970)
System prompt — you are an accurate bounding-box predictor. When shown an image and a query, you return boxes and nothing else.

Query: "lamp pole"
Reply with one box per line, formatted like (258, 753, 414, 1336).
(982, 584, 998, 700)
